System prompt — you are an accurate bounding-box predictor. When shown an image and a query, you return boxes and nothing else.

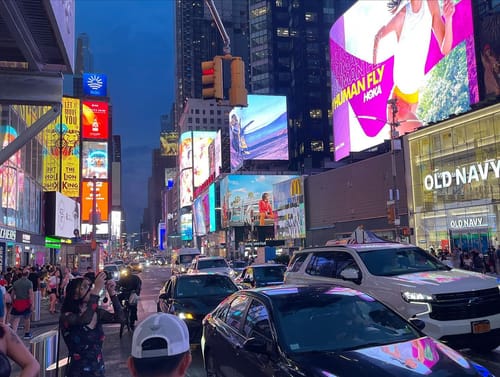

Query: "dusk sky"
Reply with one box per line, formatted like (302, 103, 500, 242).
(69, 0, 176, 233)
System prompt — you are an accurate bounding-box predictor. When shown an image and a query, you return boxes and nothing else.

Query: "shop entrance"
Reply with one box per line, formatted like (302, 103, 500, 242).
(449, 230, 490, 253)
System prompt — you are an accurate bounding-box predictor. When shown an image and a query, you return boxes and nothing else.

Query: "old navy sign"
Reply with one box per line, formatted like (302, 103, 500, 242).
(450, 216, 488, 229)
(0, 227, 16, 241)
(424, 159, 500, 191)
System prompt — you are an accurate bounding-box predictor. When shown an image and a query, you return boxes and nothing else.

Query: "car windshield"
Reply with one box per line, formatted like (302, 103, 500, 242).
(232, 261, 247, 268)
(104, 266, 118, 272)
(175, 275, 238, 298)
(197, 259, 228, 269)
(273, 290, 419, 353)
(254, 266, 286, 283)
(358, 247, 449, 277)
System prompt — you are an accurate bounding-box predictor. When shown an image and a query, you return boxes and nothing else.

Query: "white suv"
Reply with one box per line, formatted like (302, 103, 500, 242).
(187, 256, 234, 277)
(285, 241, 500, 353)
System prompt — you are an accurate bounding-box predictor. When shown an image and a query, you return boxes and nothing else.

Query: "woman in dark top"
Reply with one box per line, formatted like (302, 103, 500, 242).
(0, 322, 39, 376)
(59, 271, 124, 377)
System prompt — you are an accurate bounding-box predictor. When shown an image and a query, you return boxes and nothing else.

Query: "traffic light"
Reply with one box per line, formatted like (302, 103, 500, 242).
(201, 56, 223, 100)
(229, 57, 248, 107)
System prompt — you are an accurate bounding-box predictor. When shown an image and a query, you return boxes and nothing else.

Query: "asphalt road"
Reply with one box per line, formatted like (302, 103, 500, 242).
(11, 265, 500, 376)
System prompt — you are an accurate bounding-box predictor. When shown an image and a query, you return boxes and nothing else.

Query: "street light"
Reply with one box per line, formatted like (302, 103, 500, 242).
(387, 98, 401, 240)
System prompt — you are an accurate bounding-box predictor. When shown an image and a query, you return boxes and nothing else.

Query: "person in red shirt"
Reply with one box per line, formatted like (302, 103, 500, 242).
(258, 192, 274, 226)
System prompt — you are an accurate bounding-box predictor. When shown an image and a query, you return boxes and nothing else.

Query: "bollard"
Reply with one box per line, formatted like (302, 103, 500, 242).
(31, 290, 41, 322)
(30, 330, 64, 377)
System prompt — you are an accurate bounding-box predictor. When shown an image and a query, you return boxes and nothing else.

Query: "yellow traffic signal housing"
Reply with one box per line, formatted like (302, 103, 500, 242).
(229, 58, 248, 107)
(201, 56, 223, 100)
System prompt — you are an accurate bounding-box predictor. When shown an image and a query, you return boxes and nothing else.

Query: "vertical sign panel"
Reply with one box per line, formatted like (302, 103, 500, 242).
(61, 97, 81, 197)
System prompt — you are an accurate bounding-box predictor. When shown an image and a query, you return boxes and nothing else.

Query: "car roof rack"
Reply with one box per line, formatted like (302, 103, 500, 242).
(325, 225, 392, 246)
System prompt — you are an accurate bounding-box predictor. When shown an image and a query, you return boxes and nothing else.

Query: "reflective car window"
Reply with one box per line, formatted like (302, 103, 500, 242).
(289, 253, 308, 272)
(225, 295, 249, 331)
(334, 252, 359, 278)
(243, 300, 271, 340)
(176, 275, 238, 297)
(306, 252, 336, 277)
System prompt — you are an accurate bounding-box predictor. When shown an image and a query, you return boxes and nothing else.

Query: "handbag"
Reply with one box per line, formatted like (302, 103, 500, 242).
(12, 298, 31, 312)
(128, 292, 139, 305)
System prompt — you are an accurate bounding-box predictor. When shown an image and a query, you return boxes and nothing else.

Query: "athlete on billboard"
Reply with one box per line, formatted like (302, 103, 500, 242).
(373, 0, 455, 134)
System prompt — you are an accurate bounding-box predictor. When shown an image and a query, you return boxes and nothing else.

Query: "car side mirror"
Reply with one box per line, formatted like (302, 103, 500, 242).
(409, 318, 426, 331)
(243, 277, 252, 283)
(339, 267, 361, 284)
(243, 337, 268, 354)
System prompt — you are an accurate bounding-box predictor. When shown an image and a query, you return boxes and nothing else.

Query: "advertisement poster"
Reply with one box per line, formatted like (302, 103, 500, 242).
(81, 180, 108, 222)
(181, 213, 193, 241)
(83, 73, 107, 97)
(193, 184, 216, 236)
(330, 0, 478, 161)
(60, 97, 81, 197)
(82, 141, 108, 179)
(273, 177, 306, 239)
(160, 131, 179, 156)
(220, 174, 297, 228)
(82, 101, 109, 139)
(229, 95, 288, 171)
(476, 11, 500, 100)
(0, 126, 21, 226)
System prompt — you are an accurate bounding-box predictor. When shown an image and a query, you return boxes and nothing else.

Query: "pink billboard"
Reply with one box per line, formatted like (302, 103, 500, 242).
(330, 0, 479, 161)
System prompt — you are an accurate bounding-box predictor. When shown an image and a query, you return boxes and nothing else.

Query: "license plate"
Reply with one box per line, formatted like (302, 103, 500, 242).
(471, 320, 490, 334)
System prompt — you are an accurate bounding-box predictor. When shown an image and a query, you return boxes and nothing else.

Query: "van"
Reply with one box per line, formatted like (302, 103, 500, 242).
(285, 240, 500, 353)
(171, 247, 201, 274)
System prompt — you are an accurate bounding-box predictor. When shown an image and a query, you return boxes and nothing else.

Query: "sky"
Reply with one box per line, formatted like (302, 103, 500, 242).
(70, 0, 176, 233)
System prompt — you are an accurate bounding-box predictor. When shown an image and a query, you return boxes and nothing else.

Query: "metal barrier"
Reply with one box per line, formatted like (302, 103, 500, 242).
(31, 290, 41, 322)
(30, 330, 65, 377)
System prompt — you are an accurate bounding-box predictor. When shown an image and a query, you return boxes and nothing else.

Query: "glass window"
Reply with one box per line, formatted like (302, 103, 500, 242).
(242, 300, 271, 339)
(225, 295, 249, 331)
(306, 252, 336, 277)
(289, 253, 308, 272)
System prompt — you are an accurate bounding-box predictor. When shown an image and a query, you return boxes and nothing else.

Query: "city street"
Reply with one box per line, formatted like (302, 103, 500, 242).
(11, 265, 500, 376)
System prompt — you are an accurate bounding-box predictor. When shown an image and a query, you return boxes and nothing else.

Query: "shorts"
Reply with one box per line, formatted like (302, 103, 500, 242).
(10, 308, 31, 318)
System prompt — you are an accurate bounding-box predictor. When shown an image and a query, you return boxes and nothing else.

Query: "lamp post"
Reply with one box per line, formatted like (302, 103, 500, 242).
(387, 99, 401, 241)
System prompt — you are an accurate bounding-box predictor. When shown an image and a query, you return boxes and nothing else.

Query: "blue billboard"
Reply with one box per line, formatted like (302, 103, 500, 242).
(83, 73, 108, 97)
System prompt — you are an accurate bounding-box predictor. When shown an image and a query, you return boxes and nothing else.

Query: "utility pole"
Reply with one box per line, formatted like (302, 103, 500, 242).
(387, 99, 400, 241)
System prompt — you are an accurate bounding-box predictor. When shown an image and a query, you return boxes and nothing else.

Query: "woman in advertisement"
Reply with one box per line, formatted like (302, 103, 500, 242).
(373, 0, 455, 133)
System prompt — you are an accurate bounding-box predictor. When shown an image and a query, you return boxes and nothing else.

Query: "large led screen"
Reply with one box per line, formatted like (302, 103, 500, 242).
(476, 11, 500, 100)
(181, 213, 192, 241)
(220, 174, 298, 228)
(330, 0, 478, 161)
(160, 131, 179, 156)
(179, 131, 216, 208)
(82, 101, 109, 139)
(193, 184, 216, 236)
(273, 177, 306, 240)
(81, 180, 109, 222)
(82, 141, 108, 179)
(229, 95, 288, 171)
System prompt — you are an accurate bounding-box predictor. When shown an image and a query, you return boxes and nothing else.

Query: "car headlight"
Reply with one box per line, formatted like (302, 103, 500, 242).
(402, 291, 434, 303)
(178, 312, 195, 320)
(181, 267, 186, 272)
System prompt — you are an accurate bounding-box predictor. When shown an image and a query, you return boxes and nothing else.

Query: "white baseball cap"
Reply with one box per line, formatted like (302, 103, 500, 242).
(131, 313, 190, 358)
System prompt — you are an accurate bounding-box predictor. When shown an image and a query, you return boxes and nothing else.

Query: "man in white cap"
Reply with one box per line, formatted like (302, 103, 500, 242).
(128, 313, 192, 377)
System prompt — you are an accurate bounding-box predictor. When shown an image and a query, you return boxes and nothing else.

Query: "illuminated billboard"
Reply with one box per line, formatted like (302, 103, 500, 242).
(180, 213, 192, 241)
(193, 184, 216, 236)
(82, 141, 108, 179)
(179, 131, 216, 208)
(273, 177, 306, 240)
(160, 131, 179, 156)
(42, 97, 81, 196)
(476, 11, 500, 100)
(83, 73, 108, 97)
(220, 174, 298, 228)
(330, 0, 478, 161)
(82, 101, 109, 139)
(81, 180, 109, 222)
(229, 94, 288, 171)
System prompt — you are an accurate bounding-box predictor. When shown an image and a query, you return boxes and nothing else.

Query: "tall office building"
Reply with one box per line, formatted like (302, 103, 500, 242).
(73, 33, 94, 98)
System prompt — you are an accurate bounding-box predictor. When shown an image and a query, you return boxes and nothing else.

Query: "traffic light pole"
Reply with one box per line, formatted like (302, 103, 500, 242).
(388, 99, 400, 241)
(204, 0, 231, 55)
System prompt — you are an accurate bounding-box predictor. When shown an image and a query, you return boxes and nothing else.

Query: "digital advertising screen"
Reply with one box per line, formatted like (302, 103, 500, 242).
(229, 94, 288, 172)
(180, 213, 193, 241)
(220, 174, 298, 228)
(193, 184, 216, 236)
(81, 180, 109, 222)
(83, 73, 108, 97)
(330, 0, 478, 161)
(82, 141, 108, 179)
(475, 10, 500, 100)
(82, 100, 109, 139)
(273, 177, 306, 240)
(160, 131, 179, 156)
(158, 222, 166, 250)
(215, 130, 222, 178)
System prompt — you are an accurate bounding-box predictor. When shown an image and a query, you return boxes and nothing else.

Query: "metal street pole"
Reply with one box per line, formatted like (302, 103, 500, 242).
(388, 99, 400, 241)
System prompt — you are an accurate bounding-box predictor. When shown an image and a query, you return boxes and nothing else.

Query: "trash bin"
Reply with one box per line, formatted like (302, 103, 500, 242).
(31, 290, 41, 322)
(30, 330, 66, 377)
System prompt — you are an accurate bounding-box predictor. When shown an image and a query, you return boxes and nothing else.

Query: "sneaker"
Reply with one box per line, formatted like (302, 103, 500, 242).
(23, 333, 32, 340)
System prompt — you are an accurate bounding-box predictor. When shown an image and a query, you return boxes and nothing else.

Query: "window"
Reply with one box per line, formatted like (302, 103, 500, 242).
(306, 252, 336, 277)
(225, 295, 249, 331)
(289, 253, 308, 272)
(243, 300, 271, 339)
(276, 27, 289, 37)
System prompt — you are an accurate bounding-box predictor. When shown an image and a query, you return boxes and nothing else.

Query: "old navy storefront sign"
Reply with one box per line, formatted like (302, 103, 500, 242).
(449, 216, 488, 229)
(0, 227, 16, 241)
(423, 159, 500, 191)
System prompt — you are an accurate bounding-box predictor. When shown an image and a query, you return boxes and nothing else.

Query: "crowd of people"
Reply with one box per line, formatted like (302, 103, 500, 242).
(429, 245, 500, 274)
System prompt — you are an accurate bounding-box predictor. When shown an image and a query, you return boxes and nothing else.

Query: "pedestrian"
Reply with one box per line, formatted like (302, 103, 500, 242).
(471, 249, 485, 274)
(487, 247, 497, 273)
(48, 268, 61, 314)
(127, 313, 192, 377)
(60, 271, 124, 377)
(496, 245, 500, 274)
(0, 322, 39, 376)
(10, 268, 34, 339)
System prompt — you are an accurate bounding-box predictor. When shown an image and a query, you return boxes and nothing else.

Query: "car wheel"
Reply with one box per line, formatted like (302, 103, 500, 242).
(205, 350, 219, 377)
